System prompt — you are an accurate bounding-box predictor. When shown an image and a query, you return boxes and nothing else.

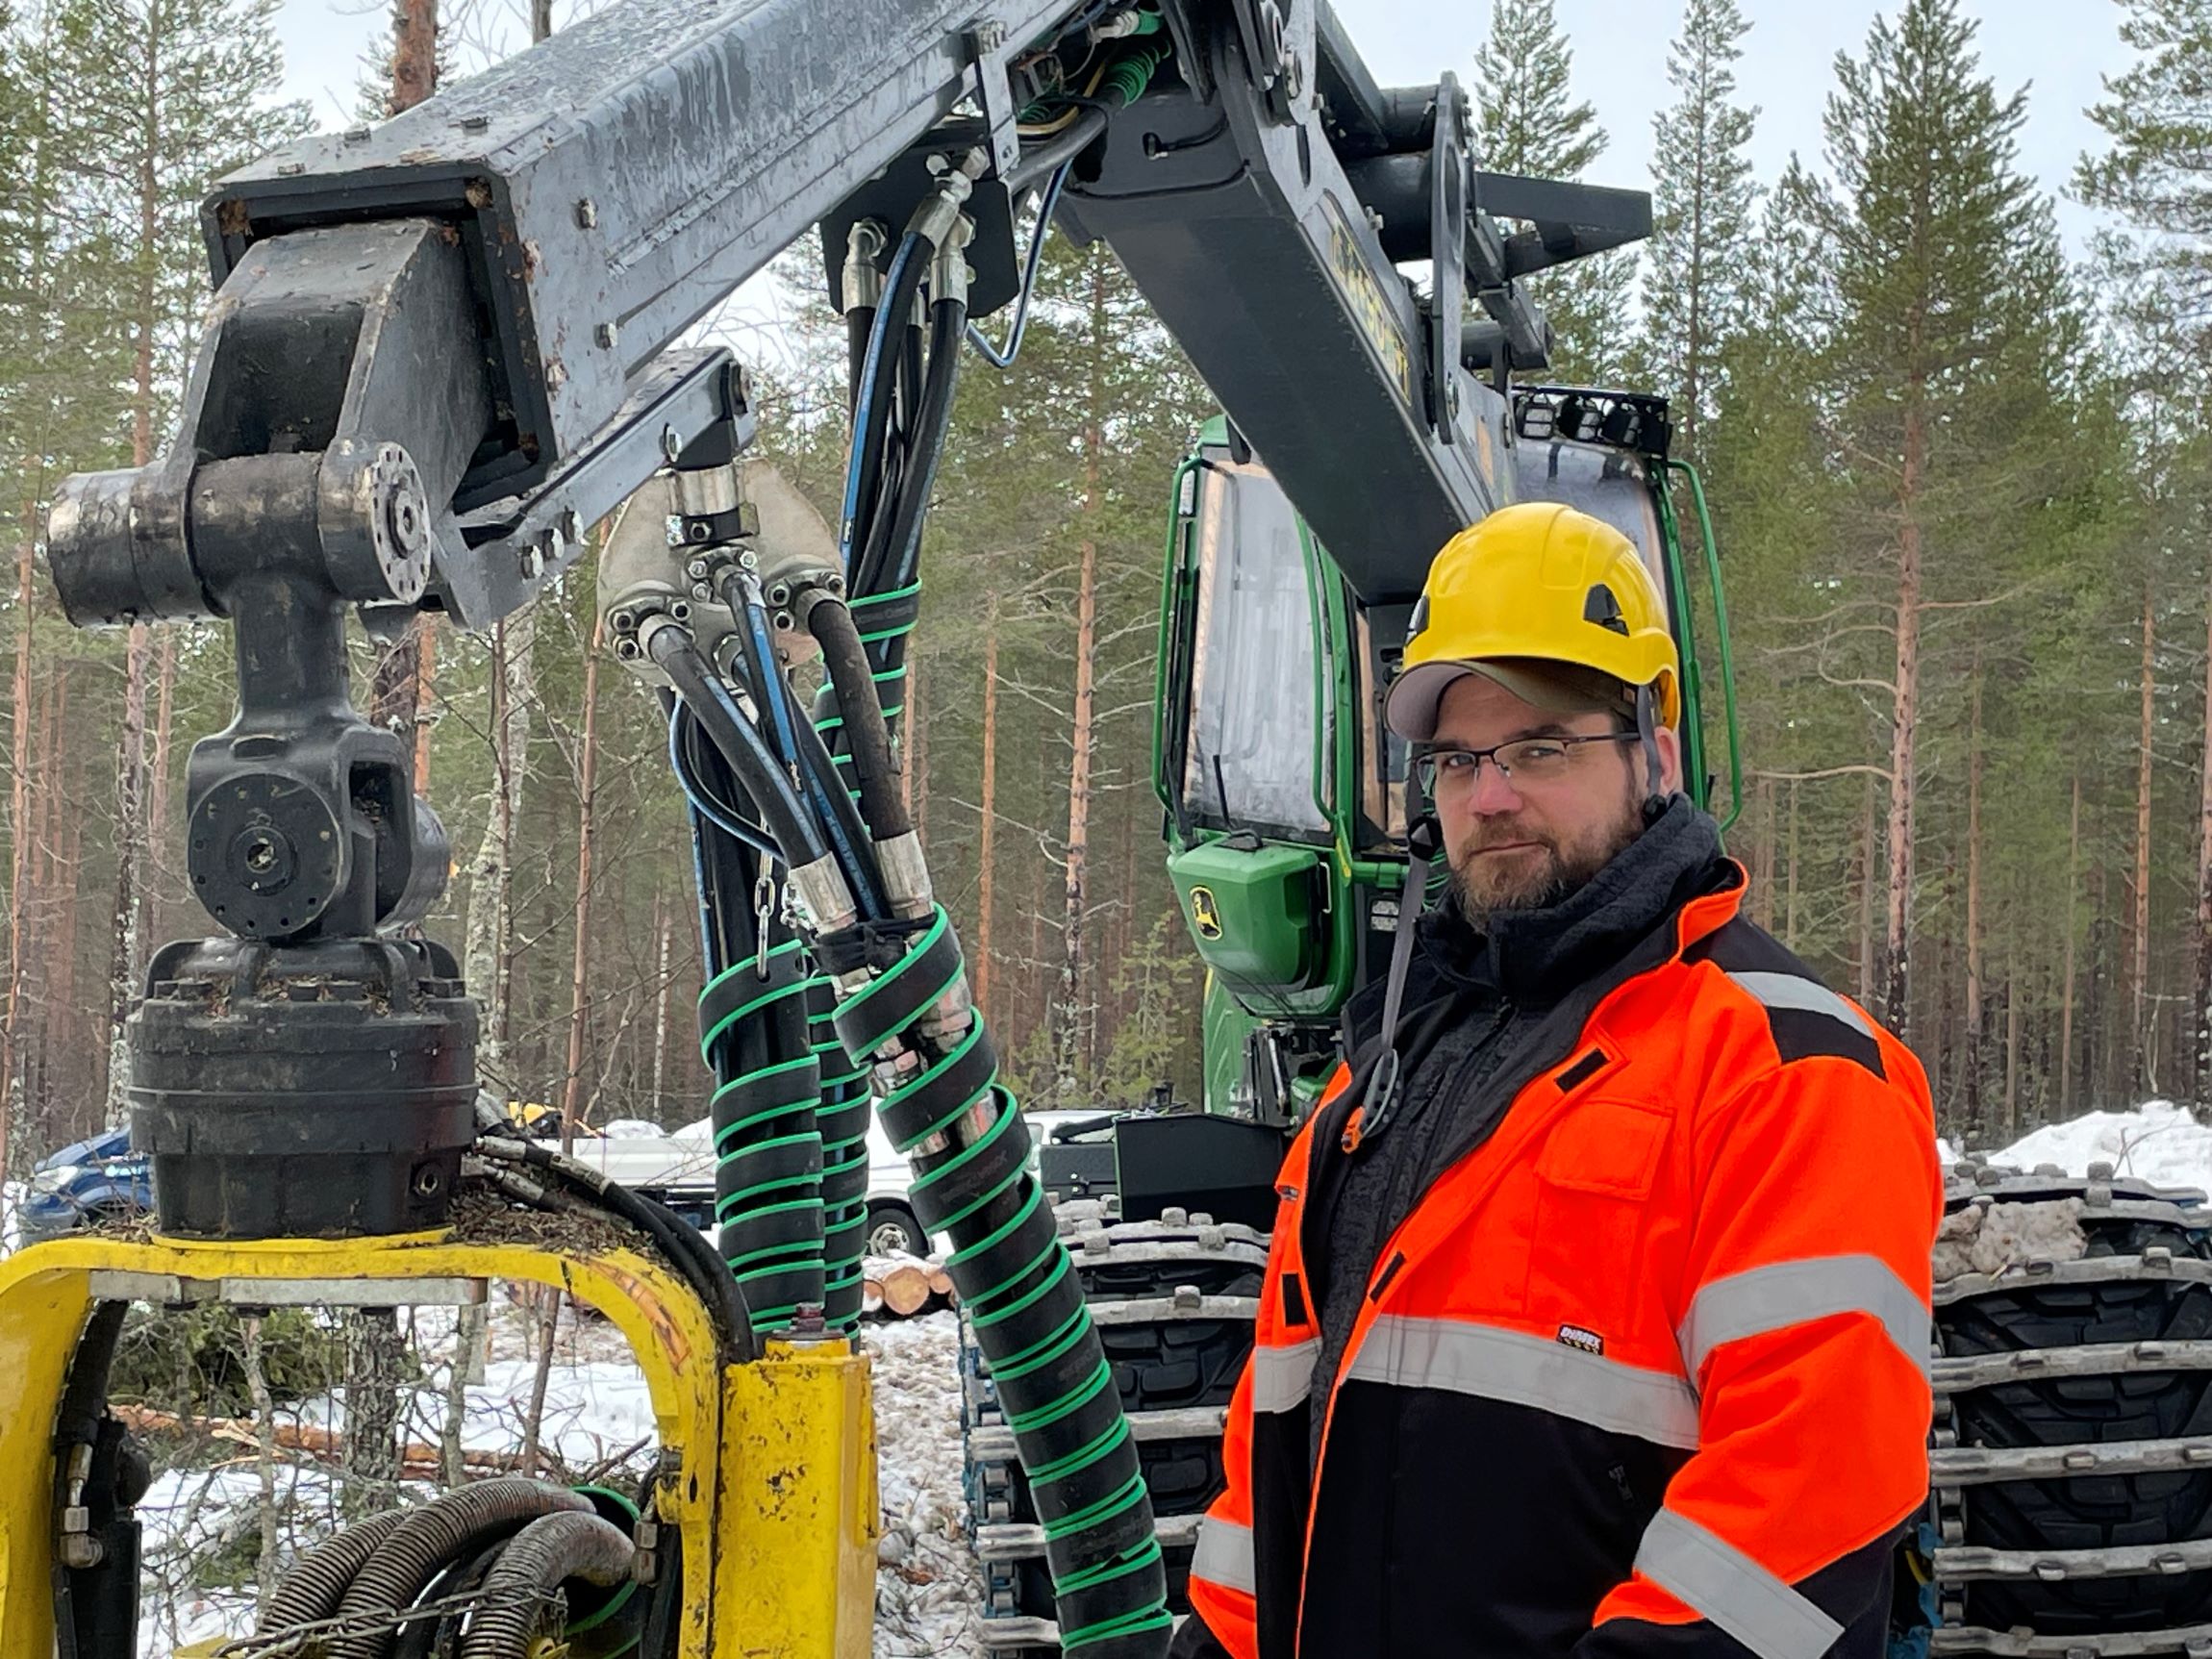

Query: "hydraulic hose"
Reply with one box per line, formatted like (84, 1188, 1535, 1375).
(327, 1478, 592, 1659)
(882, 295, 968, 595)
(697, 920, 826, 1330)
(471, 1134, 757, 1365)
(842, 231, 927, 569)
(647, 622, 827, 871)
(805, 594, 910, 844)
(720, 573, 890, 922)
(259, 1511, 410, 1635)
(809, 971, 873, 1333)
(667, 700, 777, 857)
(1008, 105, 1107, 191)
(456, 1511, 636, 1659)
(825, 911, 1170, 1654)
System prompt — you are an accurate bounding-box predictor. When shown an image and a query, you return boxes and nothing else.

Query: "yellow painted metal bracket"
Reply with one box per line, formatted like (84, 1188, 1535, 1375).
(0, 1229, 875, 1658)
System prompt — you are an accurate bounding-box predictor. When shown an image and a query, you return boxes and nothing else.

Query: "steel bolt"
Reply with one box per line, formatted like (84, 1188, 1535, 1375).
(773, 611, 795, 633)
(615, 637, 641, 661)
(277, 162, 306, 177)
(767, 583, 792, 608)
(344, 126, 372, 143)
(561, 508, 583, 543)
(595, 320, 619, 349)
(661, 424, 681, 464)
(575, 198, 599, 230)
(685, 558, 712, 581)
(610, 607, 638, 635)
(455, 113, 491, 133)
(691, 582, 713, 601)
(738, 549, 759, 570)
(518, 543, 546, 580)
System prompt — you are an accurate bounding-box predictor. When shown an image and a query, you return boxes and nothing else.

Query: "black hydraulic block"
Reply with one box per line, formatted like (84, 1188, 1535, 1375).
(130, 937, 477, 1238)
(1115, 1113, 1286, 1232)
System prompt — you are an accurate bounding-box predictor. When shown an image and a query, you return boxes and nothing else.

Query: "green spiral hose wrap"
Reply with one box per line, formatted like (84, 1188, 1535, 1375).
(810, 973, 873, 1333)
(814, 582, 921, 788)
(697, 935, 824, 1330)
(826, 906, 1170, 1654)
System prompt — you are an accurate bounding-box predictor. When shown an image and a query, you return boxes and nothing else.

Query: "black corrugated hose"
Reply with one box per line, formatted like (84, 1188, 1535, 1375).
(456, 1510, 636, 1659)
(325, 1478, 591, 1659)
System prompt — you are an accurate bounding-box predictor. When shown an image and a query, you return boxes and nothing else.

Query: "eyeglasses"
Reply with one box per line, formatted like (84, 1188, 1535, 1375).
(1414, 732, 1638, 797)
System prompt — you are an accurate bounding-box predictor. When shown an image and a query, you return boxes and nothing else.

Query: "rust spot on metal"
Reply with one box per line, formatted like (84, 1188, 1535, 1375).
(465, 179, 494, 211)
(214, 199, 250, 238)
(398, 147, 442, 165)
(435, 224, 462, 246)
(523, 239, 543, 280)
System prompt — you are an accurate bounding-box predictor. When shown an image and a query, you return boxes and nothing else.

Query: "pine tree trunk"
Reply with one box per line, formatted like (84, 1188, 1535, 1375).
(241, 1314, 280, 1618)
(465, 612, 536, 1078)
(1881, 399, 1925, 1037)
(342, 1309, 404, 1517)
(1965, 666, 1984, 1136)
(104, 25, 165, 1125)
(2137, 575, 2156, 1098)
(2063, 770, 2081, 1118)
(2004, 958, 2022, 1143)
(976, 603, 1000, 1023)
(1, 485, 37, 1165)
(104, 622, 151, 1123)
(1857, 769, 1877, 1008)
(390, 0, 438, 114)
(559, 621, 604, 1144)
(2197, 541, 2212, 1100)
(145, 633, 177, 940)
(367, 0, 441, 766)
(650, 890, 671, 1117)
(1057, 258, 1108, 1101)
(1783, 777, 1800, 951)
(1753, 775, 1775, 927)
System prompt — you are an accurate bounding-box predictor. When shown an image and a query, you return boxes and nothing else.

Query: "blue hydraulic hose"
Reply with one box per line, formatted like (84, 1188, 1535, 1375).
(668, 701, 779, 857)
(840, 231, 924, 575)
(968, 163, 1070, 370)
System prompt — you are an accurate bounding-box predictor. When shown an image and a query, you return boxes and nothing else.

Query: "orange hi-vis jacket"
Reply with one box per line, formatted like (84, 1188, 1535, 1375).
(1179, 866, 1942, 1658)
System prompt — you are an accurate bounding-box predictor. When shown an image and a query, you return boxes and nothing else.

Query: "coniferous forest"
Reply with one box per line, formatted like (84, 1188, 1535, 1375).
(0, 0, 2202, 1185)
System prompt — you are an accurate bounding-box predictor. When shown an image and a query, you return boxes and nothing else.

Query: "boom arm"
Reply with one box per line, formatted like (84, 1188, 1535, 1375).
(35, 7, 1650, 1654)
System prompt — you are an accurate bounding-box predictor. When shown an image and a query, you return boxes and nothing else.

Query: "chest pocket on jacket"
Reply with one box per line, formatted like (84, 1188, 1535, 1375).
(1524, 1100, 1671, 1342)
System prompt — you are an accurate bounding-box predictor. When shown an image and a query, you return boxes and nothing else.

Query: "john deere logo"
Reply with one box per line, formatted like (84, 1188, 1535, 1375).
(1190, 886, 1224, 941)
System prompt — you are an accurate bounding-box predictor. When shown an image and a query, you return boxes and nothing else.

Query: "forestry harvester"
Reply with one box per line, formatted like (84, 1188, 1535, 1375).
(0, 0, 2189, 1655)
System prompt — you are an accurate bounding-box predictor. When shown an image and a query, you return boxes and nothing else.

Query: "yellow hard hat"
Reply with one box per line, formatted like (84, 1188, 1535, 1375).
(1385, 502, 1680, 740)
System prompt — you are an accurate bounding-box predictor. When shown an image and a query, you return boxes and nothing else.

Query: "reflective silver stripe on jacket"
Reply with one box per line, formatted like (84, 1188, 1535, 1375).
(1727, 970, 1873, 1037)
(1678, 1253, 1931, 1382)
(1634, 1508, 1842, 1659)
(1252, 1338, 1320, 1414)
(1343, 1314, 1699, 1449)
(1192, 1515, 1256, 1595)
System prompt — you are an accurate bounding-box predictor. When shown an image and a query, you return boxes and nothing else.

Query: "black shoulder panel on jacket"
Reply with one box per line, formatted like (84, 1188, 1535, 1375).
(1683, 918, 1886, 1080)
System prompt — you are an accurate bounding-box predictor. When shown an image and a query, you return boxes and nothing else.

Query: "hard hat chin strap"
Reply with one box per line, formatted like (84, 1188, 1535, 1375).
(1634, 684, 1666, 820)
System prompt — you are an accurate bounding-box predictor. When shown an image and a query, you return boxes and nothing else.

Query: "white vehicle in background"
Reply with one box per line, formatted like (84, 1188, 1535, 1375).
(518, 1103, 1113, 1259)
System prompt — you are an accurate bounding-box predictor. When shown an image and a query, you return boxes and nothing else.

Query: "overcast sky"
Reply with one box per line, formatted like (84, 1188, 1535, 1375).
(273, 0, 2131, 255)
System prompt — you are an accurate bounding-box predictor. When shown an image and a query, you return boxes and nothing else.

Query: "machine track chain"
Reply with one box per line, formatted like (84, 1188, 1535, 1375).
(1920, 1157, 2212, 1656)
(963, 1204, 1267, 1653)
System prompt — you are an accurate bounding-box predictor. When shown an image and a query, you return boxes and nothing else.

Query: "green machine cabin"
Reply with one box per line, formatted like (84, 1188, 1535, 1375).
(1150, 390, 1742, 1151)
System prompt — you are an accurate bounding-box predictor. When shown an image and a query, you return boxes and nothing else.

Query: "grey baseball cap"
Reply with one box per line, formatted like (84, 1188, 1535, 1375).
(1385, 656, 1632, 742)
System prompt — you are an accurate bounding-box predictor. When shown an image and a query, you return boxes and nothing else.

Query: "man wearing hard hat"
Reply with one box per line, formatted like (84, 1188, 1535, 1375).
(1178, 503, 1941, 1658)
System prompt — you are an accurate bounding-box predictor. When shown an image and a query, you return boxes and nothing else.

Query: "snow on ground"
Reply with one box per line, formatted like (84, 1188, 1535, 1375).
(1984, 1099, 2212, 1193)
(123, 1293, 982, 1656)
(866, 1311, 984, 1659)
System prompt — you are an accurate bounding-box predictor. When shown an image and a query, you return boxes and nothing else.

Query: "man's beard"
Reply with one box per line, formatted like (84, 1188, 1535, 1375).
(1447, 791, 1644, 924)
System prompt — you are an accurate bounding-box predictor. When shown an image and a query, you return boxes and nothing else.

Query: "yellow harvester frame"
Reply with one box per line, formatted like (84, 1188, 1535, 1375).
(0, 1229, 877, 1657)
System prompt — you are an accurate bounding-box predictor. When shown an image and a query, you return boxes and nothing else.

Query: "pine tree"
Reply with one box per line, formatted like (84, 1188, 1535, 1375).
(1640, 0, 1759, 459)
(1470, 0, 1634, 383)
(1784, 0, 2073, 1040)
(2075, 0, 2212, 313)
